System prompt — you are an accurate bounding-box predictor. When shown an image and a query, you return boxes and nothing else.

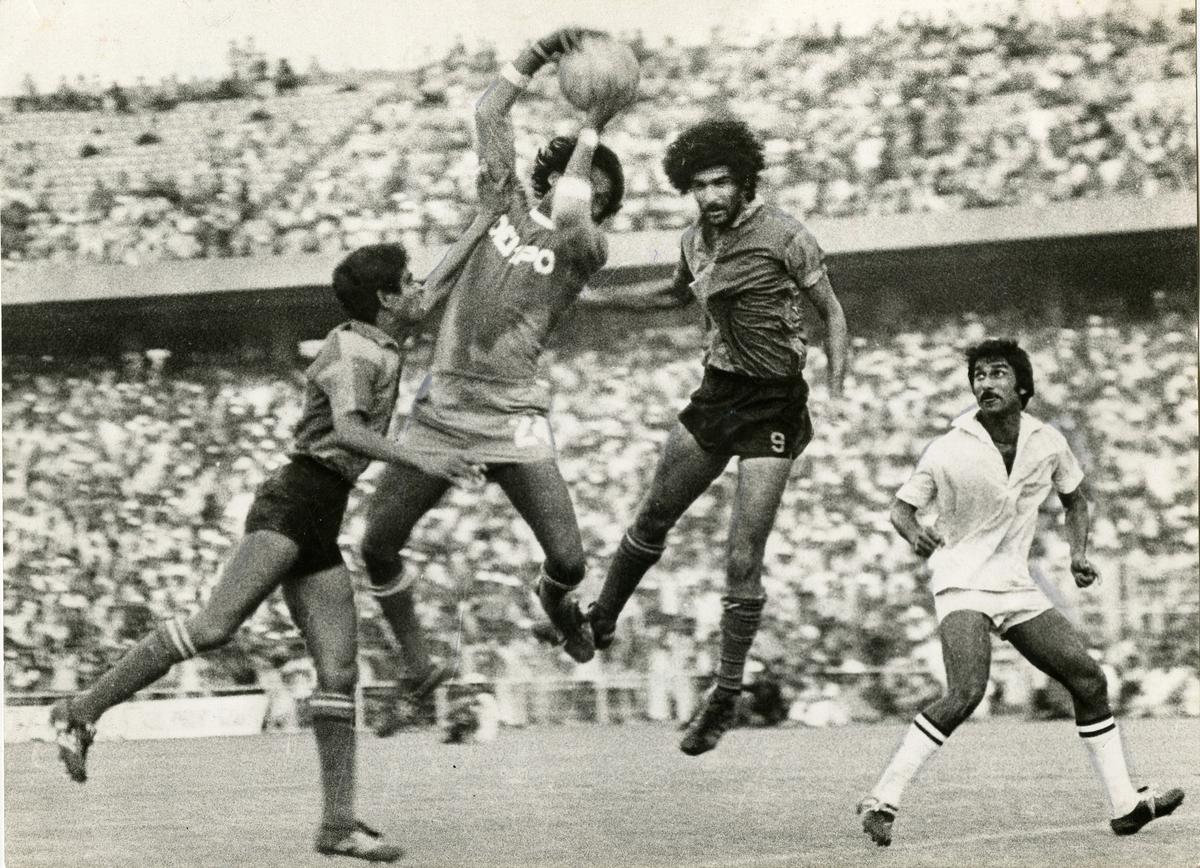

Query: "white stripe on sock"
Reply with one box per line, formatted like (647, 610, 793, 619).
(164, 618, 195, 660)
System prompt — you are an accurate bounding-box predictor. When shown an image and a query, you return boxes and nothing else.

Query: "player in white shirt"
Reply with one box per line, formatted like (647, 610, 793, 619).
(857, 339, 1184, 846)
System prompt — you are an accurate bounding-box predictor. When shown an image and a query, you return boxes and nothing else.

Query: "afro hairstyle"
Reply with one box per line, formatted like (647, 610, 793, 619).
(662, 118, 766, 200)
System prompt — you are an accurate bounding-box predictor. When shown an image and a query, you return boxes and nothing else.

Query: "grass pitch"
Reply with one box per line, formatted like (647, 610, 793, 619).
(6, 717, 1198, 867)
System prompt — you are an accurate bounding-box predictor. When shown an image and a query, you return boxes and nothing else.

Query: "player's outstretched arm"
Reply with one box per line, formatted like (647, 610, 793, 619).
(397, 214, 496, 324)
(329, 410, 484, 487)
(890, 497, 943, 558)
(595, 249, 695, 309)
(1059, 482, 1100, 587)
(802, 272, 848, 398)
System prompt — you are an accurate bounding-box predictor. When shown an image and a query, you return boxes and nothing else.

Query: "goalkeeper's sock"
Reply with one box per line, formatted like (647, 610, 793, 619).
(369, 582, 432, 676)
(73, 617, 196, 724)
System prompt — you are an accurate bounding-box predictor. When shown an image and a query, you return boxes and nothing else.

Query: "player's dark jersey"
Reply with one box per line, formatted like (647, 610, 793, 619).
(670, 201, 826, 380)
(420, 168, 607, 417)
(291, 320, 402, 481)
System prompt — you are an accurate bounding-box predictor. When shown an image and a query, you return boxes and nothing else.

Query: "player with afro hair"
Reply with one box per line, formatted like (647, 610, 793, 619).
(662, 118, 766, 200)
(586, 116, 848, 758)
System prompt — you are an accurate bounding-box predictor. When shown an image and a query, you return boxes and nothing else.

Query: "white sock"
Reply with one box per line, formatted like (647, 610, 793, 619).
(1078, 717, 1140, 818)
(872, 714, 948, 808)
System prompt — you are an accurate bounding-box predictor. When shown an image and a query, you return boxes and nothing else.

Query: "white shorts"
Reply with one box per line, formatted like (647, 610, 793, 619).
(932, 586, 1054, 636)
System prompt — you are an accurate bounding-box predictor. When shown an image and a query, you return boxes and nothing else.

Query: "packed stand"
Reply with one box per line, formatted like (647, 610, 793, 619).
(4, 315, 1197, 720)
(2, 8, 1195, 264)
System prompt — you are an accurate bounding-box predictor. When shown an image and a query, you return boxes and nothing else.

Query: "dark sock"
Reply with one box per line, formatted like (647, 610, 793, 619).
(537, 564, 579, 614)
(310, 691, 357, 833)
(73, 617, 195, 723)
(594, 531, 665, 620)
(370, 584, 432, 677)
(716, 595, 766, 693)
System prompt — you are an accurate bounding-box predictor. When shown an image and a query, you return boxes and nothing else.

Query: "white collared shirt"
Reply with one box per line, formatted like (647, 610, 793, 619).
(896, 411, 1085, 594)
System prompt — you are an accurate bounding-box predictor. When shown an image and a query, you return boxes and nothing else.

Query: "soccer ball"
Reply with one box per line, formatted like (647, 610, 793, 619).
(557, 35, 640, 112)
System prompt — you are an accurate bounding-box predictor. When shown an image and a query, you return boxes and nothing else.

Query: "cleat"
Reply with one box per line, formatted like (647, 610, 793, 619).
(374, 663, 454, 738)
(50, 699, 95, 784)
(316, 820, 404, 863)
(587, 603, 617, 651)
(679, 687, 739, 756)
(1111, 785, 1185, 836)
(857, 796, 897, 847)
(537, 581, 594, 664)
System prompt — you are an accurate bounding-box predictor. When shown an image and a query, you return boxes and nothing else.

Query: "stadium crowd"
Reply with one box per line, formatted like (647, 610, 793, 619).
(4, 314, 1197, 720)
(2, 8, 1195, 265)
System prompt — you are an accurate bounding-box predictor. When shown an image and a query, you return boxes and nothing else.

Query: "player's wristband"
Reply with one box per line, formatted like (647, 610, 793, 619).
(500, 62, 530, 89)
(555, 175, 593, 201)
(578, 127, 599, 148)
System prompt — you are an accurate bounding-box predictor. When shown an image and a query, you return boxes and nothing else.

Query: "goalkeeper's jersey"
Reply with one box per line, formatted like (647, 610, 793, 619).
(416, 168, 606, 419)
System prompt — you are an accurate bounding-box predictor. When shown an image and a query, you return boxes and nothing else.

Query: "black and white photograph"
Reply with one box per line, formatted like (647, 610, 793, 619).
(1, 1, 1197, 865)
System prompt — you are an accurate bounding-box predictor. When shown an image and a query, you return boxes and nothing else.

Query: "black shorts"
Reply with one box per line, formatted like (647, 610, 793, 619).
(678, 367, 813, 459)
(243, 455, 353, 574)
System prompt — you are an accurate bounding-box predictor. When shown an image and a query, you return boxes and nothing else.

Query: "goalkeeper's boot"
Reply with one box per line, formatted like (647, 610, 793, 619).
(536, 578, 594, 664)
(50, 698, 95, 784)
(679, 686, 739, 756)
(374, 662, 454, 738)
(316, 821, 404, 863)
(1110, 785, 1185, 836)
(531, 604, 615, 653)
(857, 796, 898, 847)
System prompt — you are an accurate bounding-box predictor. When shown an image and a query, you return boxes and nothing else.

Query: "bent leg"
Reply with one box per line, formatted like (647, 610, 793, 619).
(1004, 609, 1109, 722)
(725, 455, 793, 596)
(491, 460, 586, 587)
(595, 423, 730, 624)
(72, 531, 297, 724)
(359, 461, 449, 657)
(1006, 609, 1139, 817)
(868, 610, 993, 813)
(922, 610, 994, 733)
(285, 567, 360, 837)
(359, 461, 450, 590)
(491, 460, 595, 660)
(710, 455, 793, 695)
